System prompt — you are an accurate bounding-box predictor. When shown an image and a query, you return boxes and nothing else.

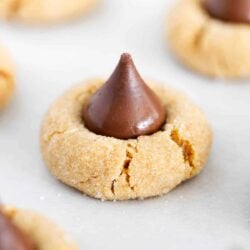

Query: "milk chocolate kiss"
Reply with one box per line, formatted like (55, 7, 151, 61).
(83, 53, 166, 139)
(0, 210, 34, 250)
(204, 0, 250, 23)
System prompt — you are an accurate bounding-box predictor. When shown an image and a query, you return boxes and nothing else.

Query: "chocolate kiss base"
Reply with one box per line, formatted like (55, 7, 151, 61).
(204, 0, 250, 23)
(82, 54, 166, 139)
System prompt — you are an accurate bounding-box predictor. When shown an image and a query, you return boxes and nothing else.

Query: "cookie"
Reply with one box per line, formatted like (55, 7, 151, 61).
(2, 206, 78, 250)
(0, 0, 97, 25)
(166, 0, 250, 78)
(41, 55, 212, 200)
(40, 54, 212, 201)
(0, 45, 14, 110)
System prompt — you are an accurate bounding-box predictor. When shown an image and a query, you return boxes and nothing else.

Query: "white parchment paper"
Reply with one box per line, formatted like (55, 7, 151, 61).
(0, 0, 250, 249)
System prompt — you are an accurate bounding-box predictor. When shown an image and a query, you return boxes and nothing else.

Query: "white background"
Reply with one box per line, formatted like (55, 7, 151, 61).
(0, 0, 250, 249)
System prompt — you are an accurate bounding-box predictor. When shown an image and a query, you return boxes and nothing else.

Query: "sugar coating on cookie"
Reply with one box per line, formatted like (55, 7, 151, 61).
(0, 45, 14, 110)
(166, 0, 250, 78)
(0, 0, 98, 24)
(2, 207, 78, 250)
(40, 79, 212, 201)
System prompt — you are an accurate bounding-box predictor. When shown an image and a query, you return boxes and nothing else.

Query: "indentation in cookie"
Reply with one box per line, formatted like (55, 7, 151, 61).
(0, 0, 23, 19)
(45, 127, 80, 144)
(9, 0, 22, 16)
(111, 142, 138, 196)
(46, 130, 68, 143)
(170, 128, 195, 175)
(0, 70, 11, 83)
(193, 23, 208, 50)
(0, 69, 14, 109)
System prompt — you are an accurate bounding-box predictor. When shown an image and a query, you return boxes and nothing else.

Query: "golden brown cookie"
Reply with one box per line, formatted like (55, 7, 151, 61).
(166, 0, 250, 78)
(0, 45, 14, 110)
(0, 0, 97, 25)
(40, 79, 212, 201)
(2, 206, 78, 250)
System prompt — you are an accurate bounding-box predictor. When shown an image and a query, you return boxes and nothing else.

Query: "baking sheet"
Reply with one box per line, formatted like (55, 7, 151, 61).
(0, 0, 250, 249)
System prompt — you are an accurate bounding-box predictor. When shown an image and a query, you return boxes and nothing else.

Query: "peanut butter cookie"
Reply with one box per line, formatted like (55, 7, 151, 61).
(0, 0, 97, 24)
(167, 0, 250, 78)
(40, 54, 212, 201)
(1, 206, 78, 250)
(0, 45, 14, 110)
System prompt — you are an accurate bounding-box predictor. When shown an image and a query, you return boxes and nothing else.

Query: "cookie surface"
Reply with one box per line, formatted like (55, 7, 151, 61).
(3, 207, 78, 250)
(40, 79, 212, 201)
(0, 0, 97, 24)
(167, 0, 250, 78)
(0, 45, 14, 110)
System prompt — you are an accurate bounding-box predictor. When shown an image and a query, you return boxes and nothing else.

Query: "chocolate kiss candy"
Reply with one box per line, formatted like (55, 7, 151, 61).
(204, 0, 250, 23)
(83, 53, 166, 139)
(0, 210, 34, 250)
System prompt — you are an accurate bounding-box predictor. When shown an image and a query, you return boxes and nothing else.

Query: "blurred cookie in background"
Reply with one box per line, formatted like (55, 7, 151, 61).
(0, 0, 98, 25)
(166, 0, 250, 78)
(0, 44, 14, 110)
(0, 206, 78, 250)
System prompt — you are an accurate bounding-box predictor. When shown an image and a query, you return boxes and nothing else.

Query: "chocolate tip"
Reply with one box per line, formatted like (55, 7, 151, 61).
(120, 53, 132, 63)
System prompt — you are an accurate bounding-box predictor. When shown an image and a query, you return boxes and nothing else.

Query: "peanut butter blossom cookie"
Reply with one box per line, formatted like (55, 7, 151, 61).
(0, 0, 97, 24)
(0, 206, 78, 250)
(41, 53, 212, 201)
(167, 0, 250, 78)
(0, 45, 14, 110)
